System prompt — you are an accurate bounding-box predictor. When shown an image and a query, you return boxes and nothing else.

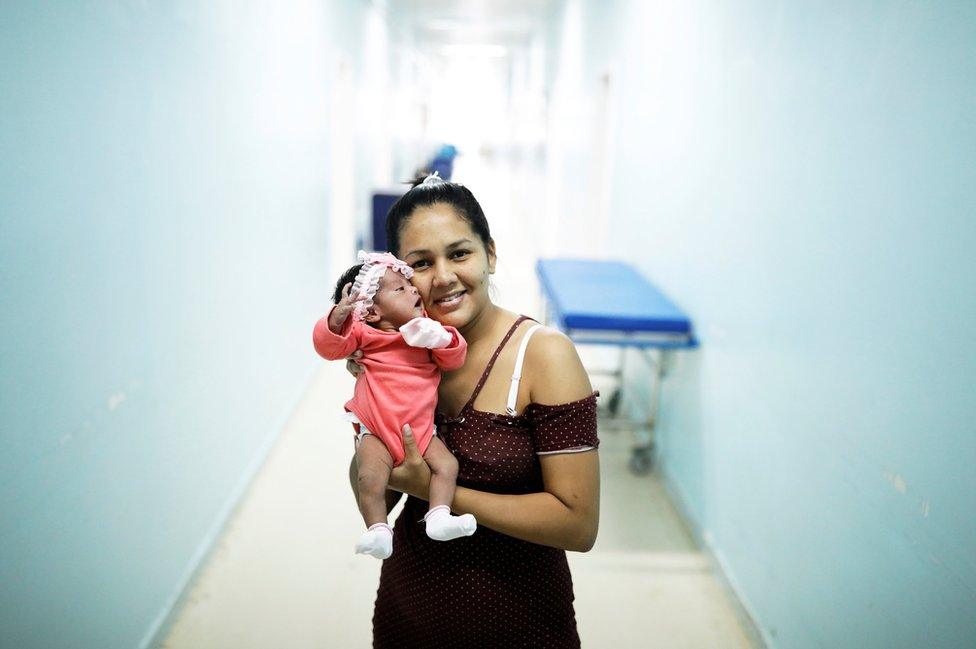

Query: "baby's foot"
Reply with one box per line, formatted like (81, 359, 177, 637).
(355, 523, 393, 559)
(424, 505, 477, 541)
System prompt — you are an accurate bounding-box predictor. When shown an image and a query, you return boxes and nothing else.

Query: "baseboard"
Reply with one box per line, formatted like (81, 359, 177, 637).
(138, 366, 320, 649)
(658, 463, 774, 649)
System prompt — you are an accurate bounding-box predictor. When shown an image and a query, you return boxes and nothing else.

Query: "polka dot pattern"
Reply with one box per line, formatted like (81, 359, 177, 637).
(372, 317, 600, 648)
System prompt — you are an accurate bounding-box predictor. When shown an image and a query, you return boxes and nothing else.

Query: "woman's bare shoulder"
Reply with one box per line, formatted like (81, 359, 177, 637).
(524, 325, 593, 404)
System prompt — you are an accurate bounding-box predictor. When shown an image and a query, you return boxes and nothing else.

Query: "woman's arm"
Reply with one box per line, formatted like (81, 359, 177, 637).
(391, 330, 600, 552)
(454, 451, 599, 551)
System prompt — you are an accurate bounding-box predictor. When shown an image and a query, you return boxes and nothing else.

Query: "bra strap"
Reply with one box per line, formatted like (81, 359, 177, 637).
(461, 315, 529, 413)
(506, 324, 542, 416)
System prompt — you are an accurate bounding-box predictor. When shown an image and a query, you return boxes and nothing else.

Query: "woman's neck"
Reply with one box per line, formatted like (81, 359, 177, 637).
(458, 301, 504, 344)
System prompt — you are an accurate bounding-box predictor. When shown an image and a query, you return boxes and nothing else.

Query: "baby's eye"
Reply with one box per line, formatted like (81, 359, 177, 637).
(396, 286, 404, 291)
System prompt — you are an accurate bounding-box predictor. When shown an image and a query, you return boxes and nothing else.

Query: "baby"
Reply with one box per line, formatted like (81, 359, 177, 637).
(313, 251, 477, 559)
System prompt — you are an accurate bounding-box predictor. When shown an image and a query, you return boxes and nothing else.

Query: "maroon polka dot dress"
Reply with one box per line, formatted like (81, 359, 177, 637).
(372, 316, 600, 648)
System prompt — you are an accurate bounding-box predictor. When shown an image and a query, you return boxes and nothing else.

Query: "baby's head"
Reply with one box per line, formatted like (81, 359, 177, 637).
(333, 252, 422, 331)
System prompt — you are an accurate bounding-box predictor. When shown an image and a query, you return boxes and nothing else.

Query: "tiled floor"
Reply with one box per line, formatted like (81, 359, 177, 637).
(158, 154, 759, 648)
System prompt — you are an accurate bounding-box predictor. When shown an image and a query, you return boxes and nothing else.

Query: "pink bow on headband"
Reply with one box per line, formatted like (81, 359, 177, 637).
(357, 251, 414, 279)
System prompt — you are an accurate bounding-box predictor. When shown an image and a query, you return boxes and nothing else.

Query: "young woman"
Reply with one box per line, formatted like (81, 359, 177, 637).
(348, 173, 600, 647)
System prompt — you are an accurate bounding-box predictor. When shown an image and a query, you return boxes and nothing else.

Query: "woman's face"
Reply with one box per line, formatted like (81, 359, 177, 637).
(397, 204, 496, 331)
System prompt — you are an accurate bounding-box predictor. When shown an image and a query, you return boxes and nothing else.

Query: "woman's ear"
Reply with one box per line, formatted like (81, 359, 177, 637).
(486, 239, 497, 274)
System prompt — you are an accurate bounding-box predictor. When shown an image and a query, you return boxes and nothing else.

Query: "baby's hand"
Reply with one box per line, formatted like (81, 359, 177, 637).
(329, 282, 364, 333)
(399, 317, 452, 349)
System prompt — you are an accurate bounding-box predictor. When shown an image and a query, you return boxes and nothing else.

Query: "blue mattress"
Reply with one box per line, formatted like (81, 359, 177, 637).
(536, 259, 696, 348)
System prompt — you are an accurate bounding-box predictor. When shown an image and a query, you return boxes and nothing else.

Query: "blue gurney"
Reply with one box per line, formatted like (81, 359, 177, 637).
(536, 259, 698, 473)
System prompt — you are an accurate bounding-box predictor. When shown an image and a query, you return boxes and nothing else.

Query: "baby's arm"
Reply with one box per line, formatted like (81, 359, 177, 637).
(313, 284, 364, 360)
(430, 326, 466, 371)
(399, 317, 467, 371)
(328, 283, 362, 333)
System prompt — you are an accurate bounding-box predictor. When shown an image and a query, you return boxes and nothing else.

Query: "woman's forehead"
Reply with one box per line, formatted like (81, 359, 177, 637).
(400, 205, 478, 254)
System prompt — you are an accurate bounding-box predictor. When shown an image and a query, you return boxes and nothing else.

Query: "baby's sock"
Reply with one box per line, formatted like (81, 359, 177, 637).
(424, 505, 477, 541)
(355, 523, 393, 559)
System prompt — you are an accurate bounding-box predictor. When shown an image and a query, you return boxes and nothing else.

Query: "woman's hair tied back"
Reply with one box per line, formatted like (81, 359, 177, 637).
(385, 172, 492, 256)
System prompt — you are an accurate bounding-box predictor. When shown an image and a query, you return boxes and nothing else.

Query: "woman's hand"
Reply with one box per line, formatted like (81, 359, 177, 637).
(345, 349, 364, 377)
(388, 424, 431, 500)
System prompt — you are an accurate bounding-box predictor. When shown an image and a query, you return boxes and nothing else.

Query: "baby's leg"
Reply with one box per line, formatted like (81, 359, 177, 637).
(356, 434, 394, 525)
(355, 435, 394, 559)
(422, 436, 477, 541)
(423, 435, 460, 509)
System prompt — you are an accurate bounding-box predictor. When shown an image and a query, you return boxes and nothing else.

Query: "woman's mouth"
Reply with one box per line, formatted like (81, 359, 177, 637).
(434, 290, 466, 310)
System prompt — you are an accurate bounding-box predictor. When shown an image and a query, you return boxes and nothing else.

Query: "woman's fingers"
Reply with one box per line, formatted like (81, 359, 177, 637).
(345, 350, 364, 377)
(401, 424, 421, 461)
(388, 424, 431, 500)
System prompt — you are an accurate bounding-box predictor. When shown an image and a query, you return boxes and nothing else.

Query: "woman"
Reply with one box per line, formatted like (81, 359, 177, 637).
(348, 174, 600, 647)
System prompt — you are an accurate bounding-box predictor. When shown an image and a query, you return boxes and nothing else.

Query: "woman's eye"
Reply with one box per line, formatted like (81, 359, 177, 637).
(411, 260, 430, 270)
(451, 250, 470, 259)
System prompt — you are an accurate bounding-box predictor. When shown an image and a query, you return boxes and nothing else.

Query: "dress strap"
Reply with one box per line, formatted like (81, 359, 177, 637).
(505, 324, 542, 415)
(461, 315, 529, 413)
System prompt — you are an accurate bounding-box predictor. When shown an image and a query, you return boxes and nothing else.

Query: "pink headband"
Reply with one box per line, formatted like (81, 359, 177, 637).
(351, 250, 414, 320)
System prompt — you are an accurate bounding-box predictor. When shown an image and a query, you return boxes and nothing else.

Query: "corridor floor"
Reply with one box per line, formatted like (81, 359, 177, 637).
(158, 358, 757, 648)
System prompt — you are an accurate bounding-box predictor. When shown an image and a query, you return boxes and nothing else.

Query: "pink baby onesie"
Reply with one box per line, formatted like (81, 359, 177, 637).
(313, 306, 467, 466)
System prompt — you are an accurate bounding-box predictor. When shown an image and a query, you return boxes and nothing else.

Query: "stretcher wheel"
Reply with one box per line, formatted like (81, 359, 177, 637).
(629, 446, 653, 475)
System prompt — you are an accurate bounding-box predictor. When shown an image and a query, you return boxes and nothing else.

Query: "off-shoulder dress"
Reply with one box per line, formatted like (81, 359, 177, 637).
(372, 316, 600, 648)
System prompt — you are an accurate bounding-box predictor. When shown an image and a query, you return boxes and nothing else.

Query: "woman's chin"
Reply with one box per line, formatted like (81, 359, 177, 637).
(429, 305, 468, 329)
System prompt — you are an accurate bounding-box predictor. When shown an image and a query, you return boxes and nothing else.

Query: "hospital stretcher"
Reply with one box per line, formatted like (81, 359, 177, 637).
(536, 259, 697, 474)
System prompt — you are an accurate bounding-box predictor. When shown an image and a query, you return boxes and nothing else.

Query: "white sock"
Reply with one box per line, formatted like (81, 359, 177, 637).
(424, 505, 477, 541)
(355, 523, 393, 559)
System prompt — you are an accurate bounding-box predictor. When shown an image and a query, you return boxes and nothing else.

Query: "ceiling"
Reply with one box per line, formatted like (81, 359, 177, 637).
(388, 0, 559, 48)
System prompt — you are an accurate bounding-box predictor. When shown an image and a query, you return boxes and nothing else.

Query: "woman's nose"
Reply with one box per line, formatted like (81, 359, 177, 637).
(431, 261, 457, 287)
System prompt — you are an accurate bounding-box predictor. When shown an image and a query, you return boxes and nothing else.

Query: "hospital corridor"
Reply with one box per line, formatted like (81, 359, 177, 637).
(2, 2, 974, 649)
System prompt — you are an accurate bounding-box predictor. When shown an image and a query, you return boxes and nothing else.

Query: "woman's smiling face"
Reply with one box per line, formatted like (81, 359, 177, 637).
(397, 203, 496, 331)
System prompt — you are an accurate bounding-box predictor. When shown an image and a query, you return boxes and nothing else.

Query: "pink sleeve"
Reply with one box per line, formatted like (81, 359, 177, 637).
(430, 326, 467, 371)
(312, 306, 361, 360)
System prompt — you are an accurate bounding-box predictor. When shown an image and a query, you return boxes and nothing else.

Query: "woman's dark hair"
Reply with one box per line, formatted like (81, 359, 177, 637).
(333, 263, 363, 303)
(385, 173, 492, 256)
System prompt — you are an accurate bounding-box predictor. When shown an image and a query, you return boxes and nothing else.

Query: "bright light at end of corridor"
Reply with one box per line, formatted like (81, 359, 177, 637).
(437, 43, 508, 59)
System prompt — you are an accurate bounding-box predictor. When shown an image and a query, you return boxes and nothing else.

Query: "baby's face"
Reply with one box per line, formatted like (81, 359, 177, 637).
(369, 269, 423, 329)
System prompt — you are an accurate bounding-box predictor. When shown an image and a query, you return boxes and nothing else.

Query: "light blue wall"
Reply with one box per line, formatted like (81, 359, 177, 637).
(0, 2, 373, 647)
(552, 1, 976, 647)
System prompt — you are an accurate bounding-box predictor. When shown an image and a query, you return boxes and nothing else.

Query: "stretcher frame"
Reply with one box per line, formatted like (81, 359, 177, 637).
(536, 259, 697, 474)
